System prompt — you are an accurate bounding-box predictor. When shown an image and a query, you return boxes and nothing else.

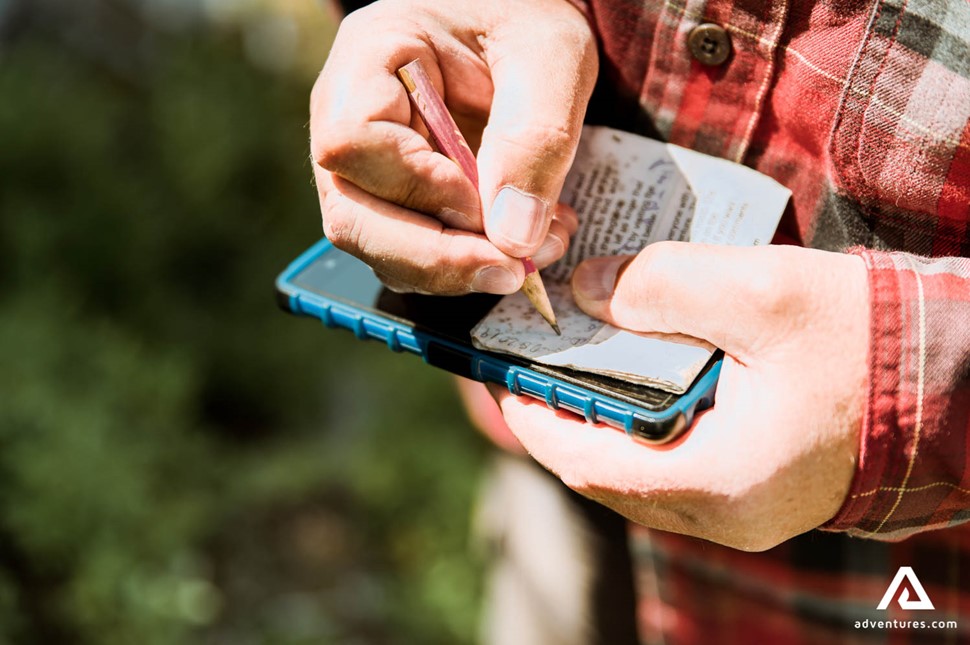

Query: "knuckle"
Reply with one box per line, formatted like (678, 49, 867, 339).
(340, 6, 365, 26)
(636, 241, 685, 278)
(309, 73, 326, 115)
(621, 242, 680, 302)
(336, 4, 373, 31)
(417, 236, 474, 295)
(742, 258, 797, 316)
(553, 14, 597, 63)
(519, 123, 576, 165)
(320, 196, 364, 253)
(485, 122, 577, 185)
(311, 125, 358, 174)
(603, 242, 688, 331)
(528, 5, 595, 60)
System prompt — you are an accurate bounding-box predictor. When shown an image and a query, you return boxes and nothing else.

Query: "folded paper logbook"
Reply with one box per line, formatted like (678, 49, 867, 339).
(471, 126, 791, 393)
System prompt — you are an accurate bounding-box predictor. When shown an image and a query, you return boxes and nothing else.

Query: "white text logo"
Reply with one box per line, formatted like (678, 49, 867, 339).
(877, 567, 935, 611)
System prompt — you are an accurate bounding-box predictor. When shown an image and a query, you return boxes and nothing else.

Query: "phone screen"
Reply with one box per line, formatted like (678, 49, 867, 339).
(287, 247, 709, 413)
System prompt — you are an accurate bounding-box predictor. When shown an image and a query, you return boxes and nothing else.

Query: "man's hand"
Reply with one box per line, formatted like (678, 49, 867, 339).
(489, 243, 870, 551)
(311, 0, 597, 294)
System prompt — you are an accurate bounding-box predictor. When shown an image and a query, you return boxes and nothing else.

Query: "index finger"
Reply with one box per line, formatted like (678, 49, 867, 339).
(317, 169, 525, 295)
(310, 12, 487, 228)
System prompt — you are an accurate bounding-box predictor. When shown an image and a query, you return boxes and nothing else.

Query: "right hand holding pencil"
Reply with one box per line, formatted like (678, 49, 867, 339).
(310, 0, 597, 295)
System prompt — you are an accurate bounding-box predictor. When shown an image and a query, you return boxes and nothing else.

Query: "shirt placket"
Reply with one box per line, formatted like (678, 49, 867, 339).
(641, 0, 790, 163)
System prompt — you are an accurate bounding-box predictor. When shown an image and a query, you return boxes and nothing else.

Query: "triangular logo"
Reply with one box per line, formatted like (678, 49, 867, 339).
(876, 566, 935, 610)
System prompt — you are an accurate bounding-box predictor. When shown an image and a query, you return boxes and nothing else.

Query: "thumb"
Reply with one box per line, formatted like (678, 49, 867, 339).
(476, 9, 597, 258)
(571, 242, 817, 357)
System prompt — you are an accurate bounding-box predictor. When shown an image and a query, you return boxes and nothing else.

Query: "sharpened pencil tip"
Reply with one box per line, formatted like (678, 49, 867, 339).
(520, 266, 559, 337)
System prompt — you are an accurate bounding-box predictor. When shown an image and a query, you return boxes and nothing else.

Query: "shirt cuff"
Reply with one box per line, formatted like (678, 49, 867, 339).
(823, 249, 970, 539)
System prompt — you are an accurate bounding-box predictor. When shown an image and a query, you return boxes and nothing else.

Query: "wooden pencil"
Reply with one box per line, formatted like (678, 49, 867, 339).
(396, 59, 561, 335)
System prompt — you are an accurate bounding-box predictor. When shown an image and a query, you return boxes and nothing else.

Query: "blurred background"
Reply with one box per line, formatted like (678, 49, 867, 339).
(0, 0, 488, 643)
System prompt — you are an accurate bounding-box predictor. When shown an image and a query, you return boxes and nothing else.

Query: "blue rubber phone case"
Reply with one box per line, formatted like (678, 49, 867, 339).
(276, 238, 721, 443)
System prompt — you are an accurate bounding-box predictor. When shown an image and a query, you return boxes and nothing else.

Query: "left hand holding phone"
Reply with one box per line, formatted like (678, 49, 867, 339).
(489, 242, 869, 551)
(309, 0, 596, 295)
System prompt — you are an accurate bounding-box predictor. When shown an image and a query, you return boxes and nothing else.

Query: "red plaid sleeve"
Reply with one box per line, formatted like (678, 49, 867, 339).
(824, 250, 970, 539)
(581, 0, 970, 541)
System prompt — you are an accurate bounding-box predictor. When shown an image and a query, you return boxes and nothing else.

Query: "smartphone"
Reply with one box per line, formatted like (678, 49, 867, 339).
(276, 238, 721, 443)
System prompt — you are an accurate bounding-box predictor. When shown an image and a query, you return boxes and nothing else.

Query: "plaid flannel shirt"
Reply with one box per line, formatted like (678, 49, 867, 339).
(569, 0, 970, 641)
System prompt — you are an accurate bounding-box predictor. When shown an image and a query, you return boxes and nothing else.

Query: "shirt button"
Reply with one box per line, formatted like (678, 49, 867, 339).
(688, 23, 732, 66)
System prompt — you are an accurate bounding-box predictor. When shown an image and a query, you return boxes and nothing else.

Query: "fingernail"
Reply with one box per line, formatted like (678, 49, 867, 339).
(531, 234, 565, 268)
(573, 256, 628, 303)
(471, 266, 519, 294)
(487, 186, 548, 252)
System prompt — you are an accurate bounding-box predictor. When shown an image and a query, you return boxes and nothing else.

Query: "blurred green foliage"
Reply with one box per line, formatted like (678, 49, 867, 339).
(0, 10, 485, 645)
